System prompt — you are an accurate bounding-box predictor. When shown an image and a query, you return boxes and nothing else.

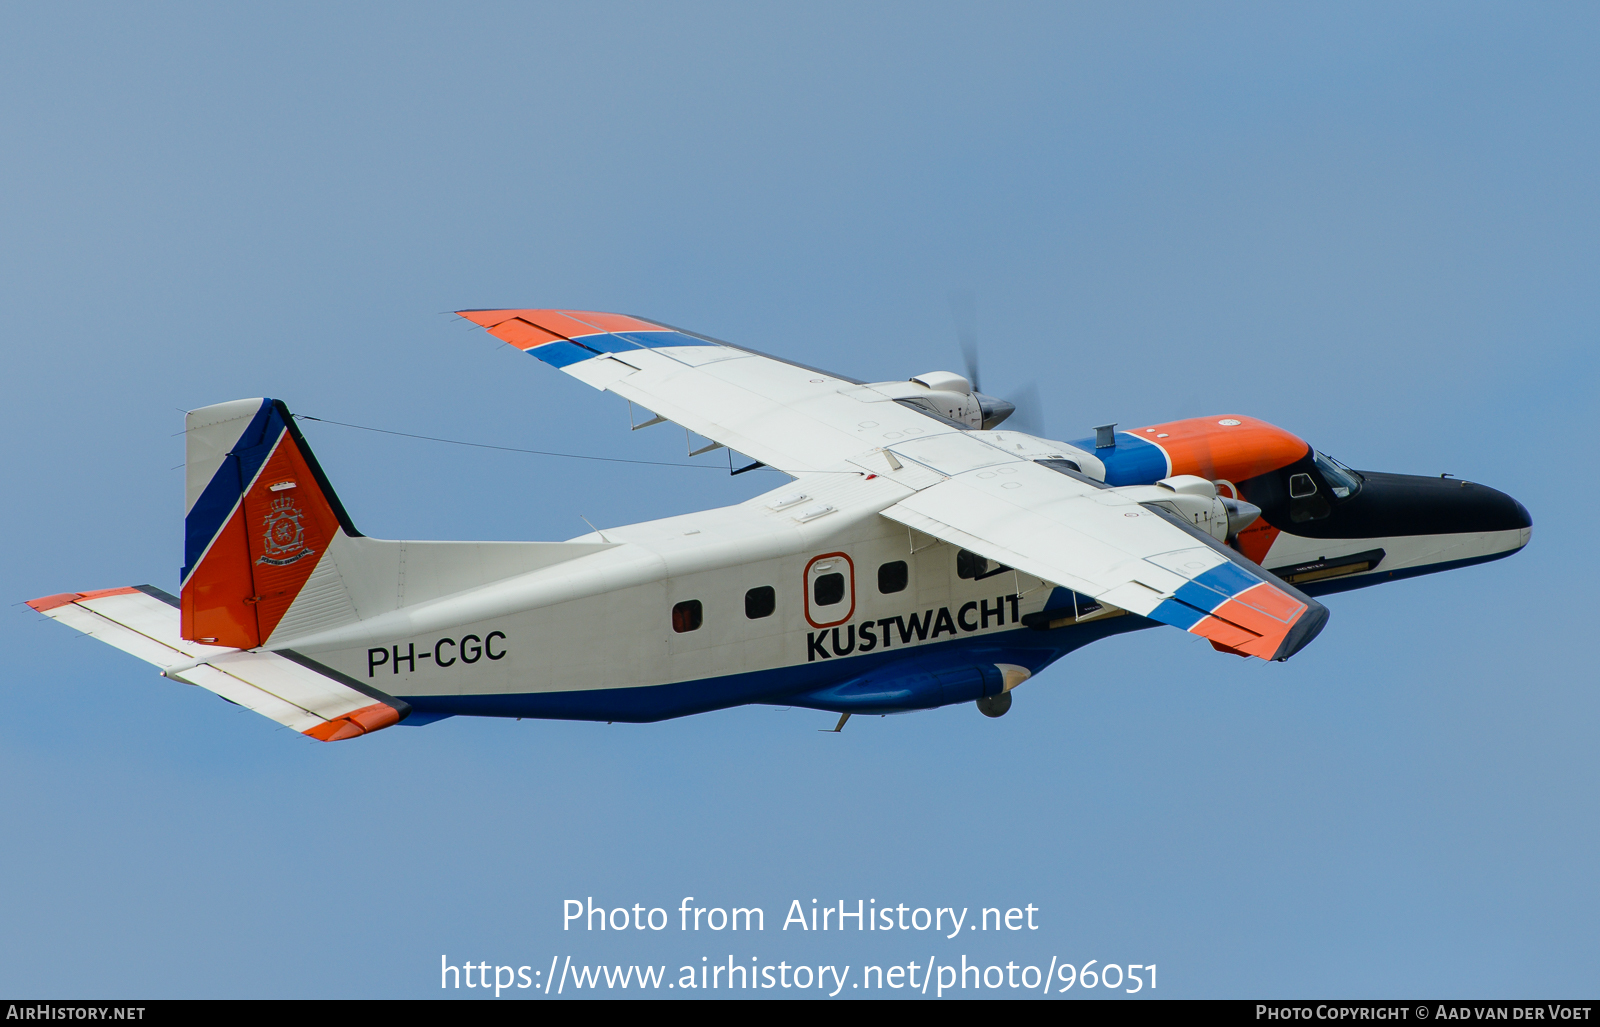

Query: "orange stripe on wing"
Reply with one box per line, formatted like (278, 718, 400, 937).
(456, 309, 666, 346)
(487, 317, 567, 350)
(1225, 581, 1307, 624)
(1188, 582, 1308, 660)
(1188, 615, 1270, 657)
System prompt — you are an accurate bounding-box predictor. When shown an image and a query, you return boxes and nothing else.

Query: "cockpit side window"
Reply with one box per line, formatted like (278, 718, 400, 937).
(1288, 472, 1332, 523)
(1313, 451, 1363, 500)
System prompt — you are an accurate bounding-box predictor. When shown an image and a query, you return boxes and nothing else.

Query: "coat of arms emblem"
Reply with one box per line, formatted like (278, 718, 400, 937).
(256, 495, 316, 566)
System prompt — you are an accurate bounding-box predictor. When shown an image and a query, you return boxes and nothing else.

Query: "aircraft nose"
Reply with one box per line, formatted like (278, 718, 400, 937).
(1349, 471, 1531, 536)
(1508, 495, 1533, 530)
(1458, 481, 1532, 533)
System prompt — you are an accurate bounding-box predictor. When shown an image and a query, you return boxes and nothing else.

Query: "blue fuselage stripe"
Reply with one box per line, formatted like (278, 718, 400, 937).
(400, 617, 1154, 723)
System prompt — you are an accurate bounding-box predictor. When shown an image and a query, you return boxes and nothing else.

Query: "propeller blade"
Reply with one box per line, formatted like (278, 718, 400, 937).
(1001, 381, 1046, 437)
(948, 291, 981, 393)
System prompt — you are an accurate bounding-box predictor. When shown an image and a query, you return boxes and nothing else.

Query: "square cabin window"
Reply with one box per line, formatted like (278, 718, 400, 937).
(813, 572, 846, 607)
(878, 560, 908, 594)
(672, 599, 703, 633)
(745, 586, 776, 619)
(956, 549, 988, 580)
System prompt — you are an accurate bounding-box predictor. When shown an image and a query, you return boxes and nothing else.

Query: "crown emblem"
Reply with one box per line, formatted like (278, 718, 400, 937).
(256, 494, 316, 567)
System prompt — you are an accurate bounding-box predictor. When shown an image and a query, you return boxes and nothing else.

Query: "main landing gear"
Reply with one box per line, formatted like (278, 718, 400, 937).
(976, 692, 1012, 718)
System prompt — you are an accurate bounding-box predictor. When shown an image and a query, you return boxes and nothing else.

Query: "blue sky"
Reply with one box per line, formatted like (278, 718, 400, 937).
(2, 1, 1595, 998)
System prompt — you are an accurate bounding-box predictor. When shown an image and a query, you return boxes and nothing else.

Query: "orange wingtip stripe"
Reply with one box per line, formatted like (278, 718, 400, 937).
(1191, 617, 1279, 660)
(1227, 581, 1306, 623)
(456, 309, 666, 338)
(302, 702, 400, 742)
(1189, 584, 1307, 660)
(488, 318, 567, 350)
(28, 586, 142, 612)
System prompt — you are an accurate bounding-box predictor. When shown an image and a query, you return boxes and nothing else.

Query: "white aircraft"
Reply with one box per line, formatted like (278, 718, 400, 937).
(29, 309, 1531, 740)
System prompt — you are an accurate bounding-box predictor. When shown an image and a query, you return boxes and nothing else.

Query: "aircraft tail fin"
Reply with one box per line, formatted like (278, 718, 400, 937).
(181, 398, 358, 649)
(179, 397, 620, 652)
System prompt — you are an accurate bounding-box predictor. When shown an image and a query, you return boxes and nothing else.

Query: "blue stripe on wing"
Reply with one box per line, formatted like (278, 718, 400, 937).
(1173, 560, 1262, 613)
(1148, 597, 1210, 630)
(528, 331, 717, 367)
(525, 340, 604, 367)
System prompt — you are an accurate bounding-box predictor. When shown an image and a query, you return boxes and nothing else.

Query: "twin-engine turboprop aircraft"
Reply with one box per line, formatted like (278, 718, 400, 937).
(30, 309, 1531, 741)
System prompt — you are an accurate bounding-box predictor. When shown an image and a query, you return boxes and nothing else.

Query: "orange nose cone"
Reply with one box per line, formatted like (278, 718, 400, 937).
(1134, 415, 1309, 485)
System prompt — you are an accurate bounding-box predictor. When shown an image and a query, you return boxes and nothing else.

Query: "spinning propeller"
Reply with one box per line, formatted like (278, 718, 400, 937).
(950, 294, 1047, 436)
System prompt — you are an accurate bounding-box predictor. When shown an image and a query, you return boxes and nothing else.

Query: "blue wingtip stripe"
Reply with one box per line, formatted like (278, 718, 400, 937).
(1149, 597, 1210, 630)
(1171, 561, 1269, 613)
(528, 330, 717, 368)
(1195, 561, 1262, 596)
(526, 340, 603, 368)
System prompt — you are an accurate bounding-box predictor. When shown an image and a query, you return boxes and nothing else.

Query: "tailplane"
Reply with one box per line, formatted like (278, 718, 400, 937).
(27, 585, 409, 742)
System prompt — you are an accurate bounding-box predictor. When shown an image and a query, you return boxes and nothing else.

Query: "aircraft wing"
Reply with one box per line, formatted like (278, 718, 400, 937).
(456, 308, 969, 474)
(459, 308, 1327, 661)
(27, 586, 411, 740)
(879, 458, 1328, 661)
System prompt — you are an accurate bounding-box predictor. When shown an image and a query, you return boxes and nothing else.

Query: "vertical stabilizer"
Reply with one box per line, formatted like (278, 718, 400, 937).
(181, 399, 359, 648)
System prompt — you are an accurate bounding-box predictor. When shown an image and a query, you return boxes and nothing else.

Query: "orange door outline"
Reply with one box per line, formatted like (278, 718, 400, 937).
(803, 552, 856, 629)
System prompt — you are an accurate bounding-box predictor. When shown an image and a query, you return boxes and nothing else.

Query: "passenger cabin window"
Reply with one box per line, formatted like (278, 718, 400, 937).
(813, 572, 846, 607)
(1288, 473, 1331, 523)
(744, 586, 775, 619)
(878, 560, 908, 594)
(671, 599, 703, 633)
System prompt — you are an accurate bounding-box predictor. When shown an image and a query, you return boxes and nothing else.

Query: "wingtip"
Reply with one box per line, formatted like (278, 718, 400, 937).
(454, 309, 514, 328)
(27, 586, 142, 613)
(1272, 598, 1330, 661)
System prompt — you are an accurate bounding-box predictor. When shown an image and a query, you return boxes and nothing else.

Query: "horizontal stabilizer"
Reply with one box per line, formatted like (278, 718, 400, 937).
(28, 585, 409, 741)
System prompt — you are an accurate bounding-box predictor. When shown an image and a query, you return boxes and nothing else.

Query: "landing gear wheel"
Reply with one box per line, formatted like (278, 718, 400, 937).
(976, 691, 1012, 718)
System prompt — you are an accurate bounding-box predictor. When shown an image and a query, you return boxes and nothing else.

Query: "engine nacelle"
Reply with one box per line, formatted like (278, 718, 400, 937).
(1111, 475, 1262, 541)
(889, 371, 1016, 430)
(909, 370, 971, 393)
